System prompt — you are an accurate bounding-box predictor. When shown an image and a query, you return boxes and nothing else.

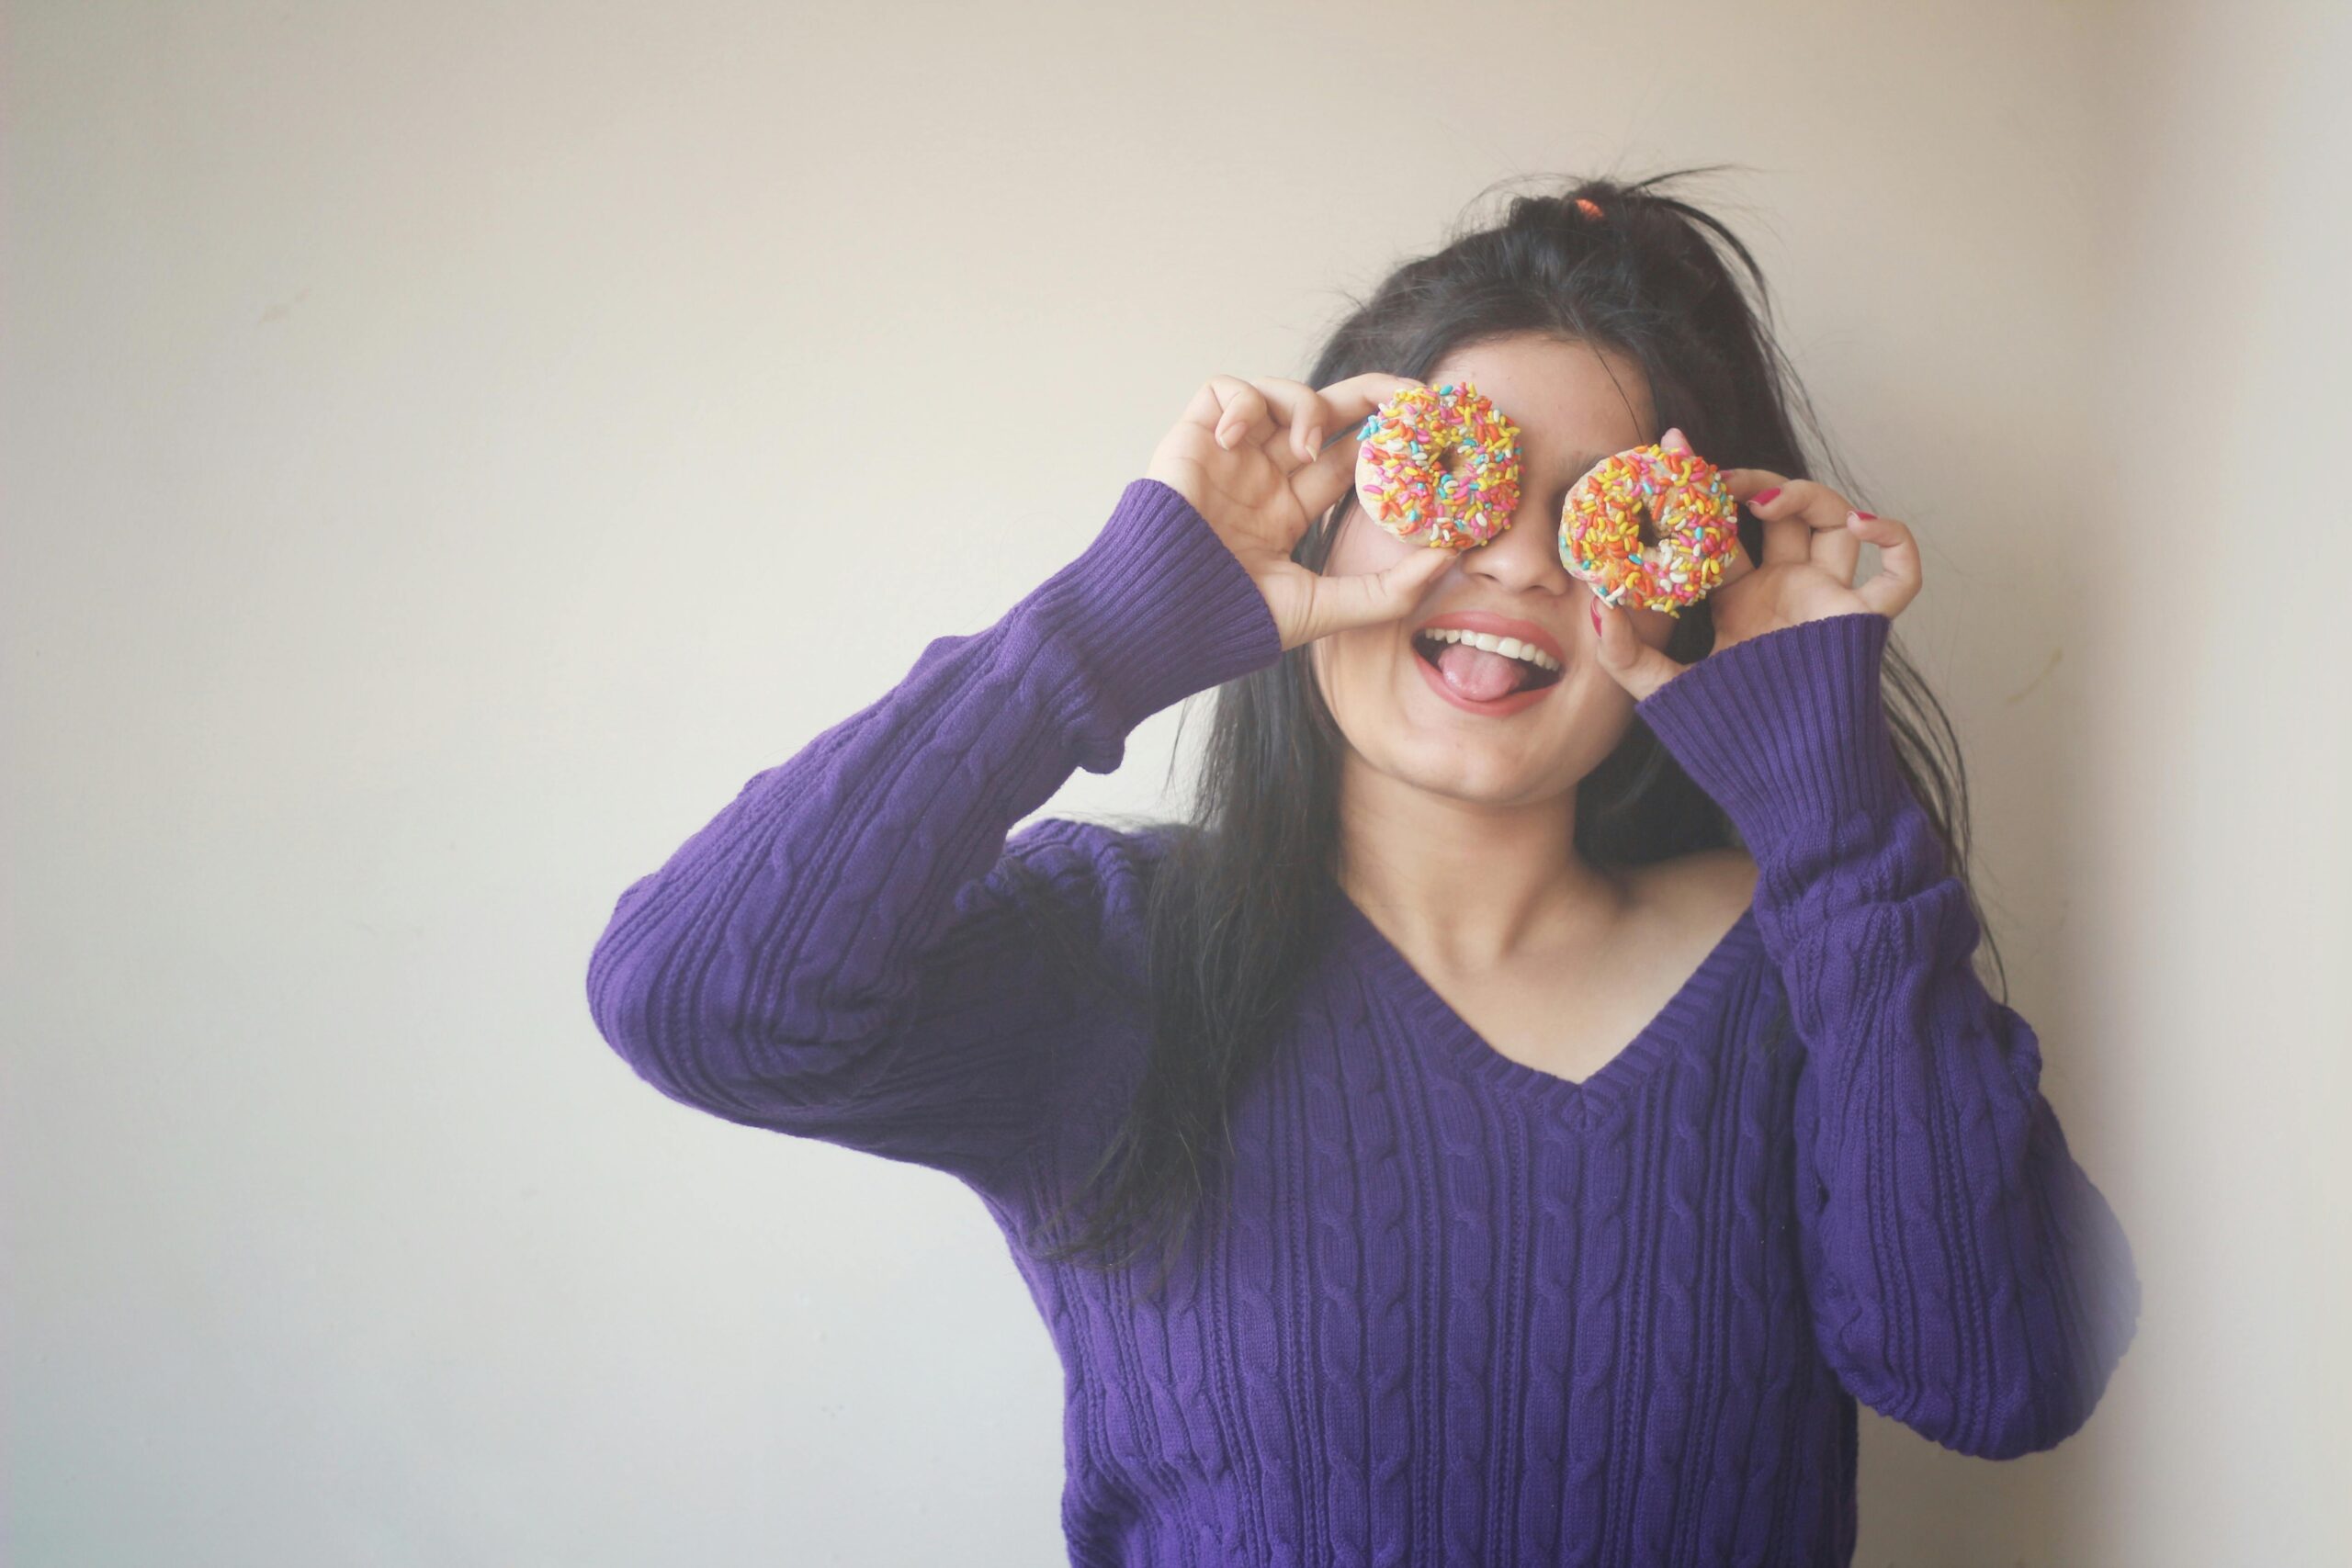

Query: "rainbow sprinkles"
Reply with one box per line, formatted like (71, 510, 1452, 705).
(1558, 443, 1740, 615)
(1352, 381, 1525, 550)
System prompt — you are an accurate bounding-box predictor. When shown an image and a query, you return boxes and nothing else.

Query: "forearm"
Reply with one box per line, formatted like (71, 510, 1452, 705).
(1637, 612, 2142, 1456)
(583, 479, 1283, 1176)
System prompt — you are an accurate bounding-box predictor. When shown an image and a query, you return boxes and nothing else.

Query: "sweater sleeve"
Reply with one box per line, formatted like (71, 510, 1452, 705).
(1633, 610, 2143, 1460)
(583, 478, 1285, 1194)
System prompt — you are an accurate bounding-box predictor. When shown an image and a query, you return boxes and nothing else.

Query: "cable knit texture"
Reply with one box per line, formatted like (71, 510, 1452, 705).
(585, 478, 2142, 1566)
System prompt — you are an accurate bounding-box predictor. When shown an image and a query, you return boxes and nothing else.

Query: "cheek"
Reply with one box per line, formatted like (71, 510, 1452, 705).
(1325, 511, 1426, 577)
(1310, 626, 1400, 724)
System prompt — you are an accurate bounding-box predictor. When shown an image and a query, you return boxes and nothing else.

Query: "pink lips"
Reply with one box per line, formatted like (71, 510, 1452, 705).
(1411, 609, 1570, 668)
(1408, 608, 1569, 716)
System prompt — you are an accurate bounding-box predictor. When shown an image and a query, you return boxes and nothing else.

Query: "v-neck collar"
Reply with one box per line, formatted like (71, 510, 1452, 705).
(1322, 880, 1762, 1122)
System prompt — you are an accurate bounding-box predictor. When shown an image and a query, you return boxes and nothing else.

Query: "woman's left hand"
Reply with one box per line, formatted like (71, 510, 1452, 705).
(1593, 427, 1923, 701)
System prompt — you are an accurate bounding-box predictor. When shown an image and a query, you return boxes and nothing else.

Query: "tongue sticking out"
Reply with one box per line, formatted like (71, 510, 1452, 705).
(1434, 642, 1541, 702)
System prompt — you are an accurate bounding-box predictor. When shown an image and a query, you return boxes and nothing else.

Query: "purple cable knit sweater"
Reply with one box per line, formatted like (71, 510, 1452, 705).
(585, 478, 2141, 1566)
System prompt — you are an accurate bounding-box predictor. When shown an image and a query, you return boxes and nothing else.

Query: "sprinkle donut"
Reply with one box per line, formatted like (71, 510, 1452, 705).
(1352, 381, 1524, 549)
(1558, 443, 1741, 615)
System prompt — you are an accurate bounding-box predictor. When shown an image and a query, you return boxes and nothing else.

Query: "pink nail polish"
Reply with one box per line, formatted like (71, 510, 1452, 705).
(1589, 600, 1603, 635)
(1851, 511, 1878, 522)
(1750, 486, 1782, 508)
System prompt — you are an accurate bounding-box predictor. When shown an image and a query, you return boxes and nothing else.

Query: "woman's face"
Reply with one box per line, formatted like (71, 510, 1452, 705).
(1308, 333, 1678, 807)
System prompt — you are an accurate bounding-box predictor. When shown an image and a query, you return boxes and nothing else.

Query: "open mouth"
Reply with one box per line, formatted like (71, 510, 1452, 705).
(1411, 626, 1566, 701)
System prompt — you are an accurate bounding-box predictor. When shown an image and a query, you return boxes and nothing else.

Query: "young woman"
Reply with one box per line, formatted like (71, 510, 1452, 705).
(586, 173, 2141, 1565)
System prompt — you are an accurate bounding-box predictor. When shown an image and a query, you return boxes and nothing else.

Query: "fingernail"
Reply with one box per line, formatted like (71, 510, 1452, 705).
(1749, 486, 1781, 508)
(1589, 600, 1603, 635)
(1306, 425, 1324, 452)
(1851, 510, 1877, 522)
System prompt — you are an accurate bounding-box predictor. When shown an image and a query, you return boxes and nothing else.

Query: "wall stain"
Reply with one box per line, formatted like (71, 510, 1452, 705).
(2004, 645, 2063, 705)
(257, 286, 311, 327)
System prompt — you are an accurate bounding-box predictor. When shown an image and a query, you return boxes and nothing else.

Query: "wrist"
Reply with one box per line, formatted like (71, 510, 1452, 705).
(1634, 611, 1909, 843)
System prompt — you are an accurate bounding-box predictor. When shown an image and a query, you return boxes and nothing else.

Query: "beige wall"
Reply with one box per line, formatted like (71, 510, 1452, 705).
(2078, 1, 2352, 1559)
(8, 1, 2345, 1562)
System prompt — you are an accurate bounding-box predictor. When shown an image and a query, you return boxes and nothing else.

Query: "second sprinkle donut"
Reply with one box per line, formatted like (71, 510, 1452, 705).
(1558, 443, 1740, 615)
(1352, 381, 1524, 549)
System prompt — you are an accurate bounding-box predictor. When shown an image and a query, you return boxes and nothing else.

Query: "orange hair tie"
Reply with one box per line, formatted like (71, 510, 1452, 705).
(1573, 197, 1603, 219)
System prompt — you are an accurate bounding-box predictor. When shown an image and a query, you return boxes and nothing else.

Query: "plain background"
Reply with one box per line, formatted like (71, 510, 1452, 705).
(8, 1, 2347, 1562)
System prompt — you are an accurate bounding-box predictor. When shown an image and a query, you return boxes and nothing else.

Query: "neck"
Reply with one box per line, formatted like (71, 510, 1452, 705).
(1333, 754, 1629, 967)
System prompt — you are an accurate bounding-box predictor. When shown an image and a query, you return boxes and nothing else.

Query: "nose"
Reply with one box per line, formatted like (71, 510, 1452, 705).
(1459, 486, 1575, 591)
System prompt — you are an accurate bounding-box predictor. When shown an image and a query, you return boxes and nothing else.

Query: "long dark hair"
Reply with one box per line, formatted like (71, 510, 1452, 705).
(1013, 169, 2003, 1298)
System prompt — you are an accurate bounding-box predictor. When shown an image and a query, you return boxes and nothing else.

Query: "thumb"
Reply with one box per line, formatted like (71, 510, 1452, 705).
(1591, 596, 1686, 701)
(1293, 545, 1454, 647)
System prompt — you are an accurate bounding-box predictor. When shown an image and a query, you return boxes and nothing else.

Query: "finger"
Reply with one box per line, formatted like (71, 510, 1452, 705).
(1756, 478, 1862, 584)
(1203, 375, 1273, 451)
(1283, 370, 1433, 516)
(1714, 466, 1787, 503)
(1237, 376, 1332, 468)
(1313, 370, 1430, 446)
(1811, 515, 1861, 586)
(1849, 512, 1923, 617)
(1292, 543, 1455, 645)
(1288, 423, 1364, 520)
(1591, 596, 1686, 702)
(1815, 526, 1853, 587)
(1713, 536, 1758, 590)
(1742, 477, 1850, 569)
(1661, 425, 1693, 454)
(1721, 466, 1810, 565)
(1206, 371, 1429, 469)
(1760, 479, 1865, 585)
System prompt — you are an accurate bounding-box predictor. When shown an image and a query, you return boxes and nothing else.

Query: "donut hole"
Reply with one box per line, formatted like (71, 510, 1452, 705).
(1632, 501, 1663, 549)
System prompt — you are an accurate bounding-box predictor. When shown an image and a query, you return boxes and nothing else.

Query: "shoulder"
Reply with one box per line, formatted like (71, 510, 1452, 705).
(1628, 845, 1758, 931)
(969, 815, 1186, 935)
(1001, 815, 1182, 885)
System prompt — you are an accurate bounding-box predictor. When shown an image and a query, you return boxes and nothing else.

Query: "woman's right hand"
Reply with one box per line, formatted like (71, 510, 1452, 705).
(1146, 372, 1458, 653)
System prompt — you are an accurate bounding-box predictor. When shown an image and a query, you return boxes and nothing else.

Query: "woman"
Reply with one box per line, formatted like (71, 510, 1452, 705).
(585, 172, 2141, 1566)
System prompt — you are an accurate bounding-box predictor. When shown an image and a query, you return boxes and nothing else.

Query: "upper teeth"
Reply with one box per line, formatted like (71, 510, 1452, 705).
(1419, 627, 1563, 673)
